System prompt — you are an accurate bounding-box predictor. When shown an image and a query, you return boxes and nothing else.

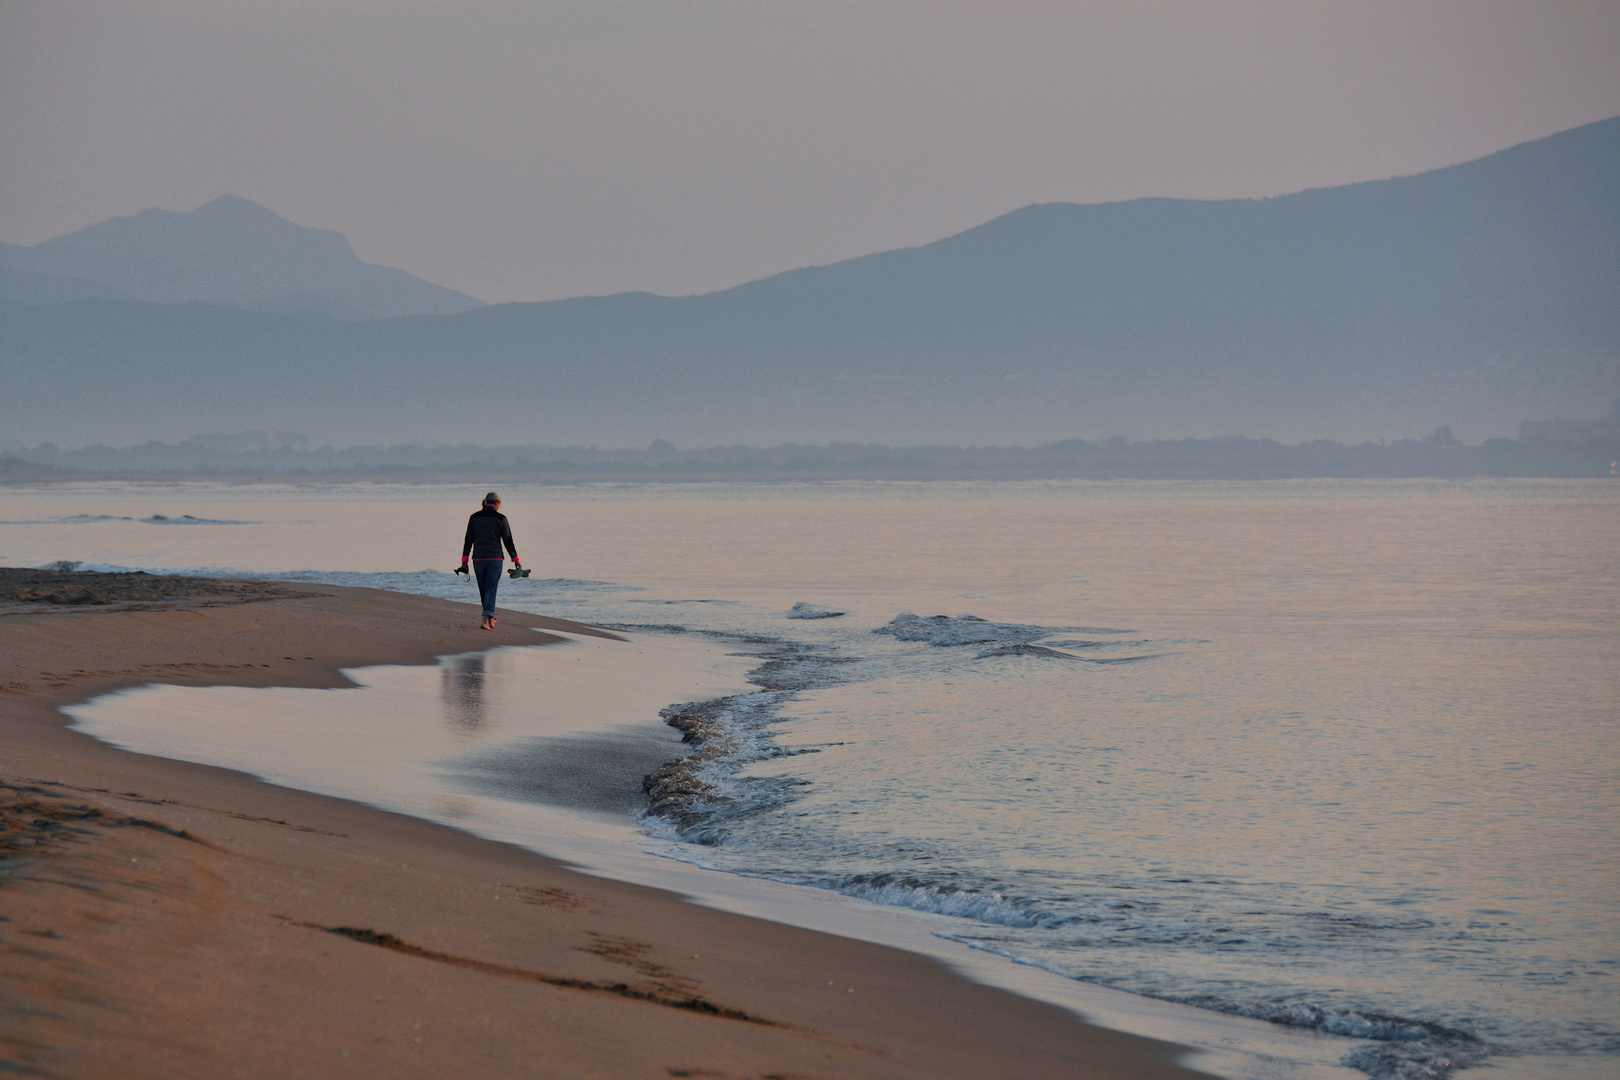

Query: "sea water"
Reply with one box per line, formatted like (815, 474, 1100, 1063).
(3, 479, 1616, 1079)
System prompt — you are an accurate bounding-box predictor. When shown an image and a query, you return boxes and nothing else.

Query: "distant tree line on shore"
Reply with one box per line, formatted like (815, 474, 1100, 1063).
(3, 427, 1617, 482)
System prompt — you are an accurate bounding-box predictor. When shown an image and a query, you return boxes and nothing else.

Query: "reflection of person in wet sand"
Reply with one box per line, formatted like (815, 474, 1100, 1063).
(459, 491, 520, 631)
(441, 654, 487, 731)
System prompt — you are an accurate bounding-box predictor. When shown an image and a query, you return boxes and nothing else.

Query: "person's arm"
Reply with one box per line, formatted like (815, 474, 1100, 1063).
(502, 518, 519, 564)
(461, 516, 475, 564)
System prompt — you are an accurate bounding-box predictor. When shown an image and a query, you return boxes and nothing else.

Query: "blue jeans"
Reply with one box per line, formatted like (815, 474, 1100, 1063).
(473, 560, 503, 617)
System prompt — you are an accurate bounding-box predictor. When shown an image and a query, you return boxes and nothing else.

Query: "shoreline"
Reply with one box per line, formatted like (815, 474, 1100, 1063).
(0, 578, 1210, 1078)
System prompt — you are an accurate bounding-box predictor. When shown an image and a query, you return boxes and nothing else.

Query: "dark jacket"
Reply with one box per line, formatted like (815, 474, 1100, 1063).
(462, 507, 518, 562)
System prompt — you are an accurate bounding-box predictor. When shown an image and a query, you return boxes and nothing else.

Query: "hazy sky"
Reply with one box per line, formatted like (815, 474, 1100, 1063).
(3, 1, 1617, 303)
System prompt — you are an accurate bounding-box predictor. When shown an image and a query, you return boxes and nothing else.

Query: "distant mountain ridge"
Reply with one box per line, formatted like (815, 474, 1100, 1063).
(693, 113, 1616, 360)
(2, 119, 1617, 447)
(0, 195, 484, 320)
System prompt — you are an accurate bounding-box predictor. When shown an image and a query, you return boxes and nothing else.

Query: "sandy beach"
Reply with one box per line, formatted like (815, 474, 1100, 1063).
(0, 570, 1206, 1079)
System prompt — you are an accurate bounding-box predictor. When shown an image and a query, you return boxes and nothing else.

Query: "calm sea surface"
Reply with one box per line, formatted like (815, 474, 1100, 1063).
(4, 479, 1616, 1079)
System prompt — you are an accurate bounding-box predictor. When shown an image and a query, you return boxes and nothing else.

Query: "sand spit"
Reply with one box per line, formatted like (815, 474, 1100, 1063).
(0, 571, 1205, 1079)
(0, 566, 300, 616)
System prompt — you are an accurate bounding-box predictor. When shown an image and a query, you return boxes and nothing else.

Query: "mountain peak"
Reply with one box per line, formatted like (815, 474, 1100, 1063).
(3, 196, 483, 320)
(186, 194, 311, 230)
(198, 193, 275, 213)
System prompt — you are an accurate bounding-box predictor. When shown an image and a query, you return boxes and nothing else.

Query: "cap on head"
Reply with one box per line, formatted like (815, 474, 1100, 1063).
(483, 491, 501, 506)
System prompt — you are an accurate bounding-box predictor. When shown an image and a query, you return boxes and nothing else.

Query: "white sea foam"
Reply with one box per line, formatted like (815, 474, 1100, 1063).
(941, 936, 1485, 1080)
(828, 874, 1052, 927)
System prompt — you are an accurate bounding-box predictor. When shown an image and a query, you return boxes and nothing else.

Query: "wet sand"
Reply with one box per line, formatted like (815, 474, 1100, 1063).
(0, 572, 1206, 1079)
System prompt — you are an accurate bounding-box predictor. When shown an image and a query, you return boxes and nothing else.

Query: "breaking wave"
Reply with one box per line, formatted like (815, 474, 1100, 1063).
(786, 601, 845, 619)
(140, 514, 252, 525)
(876, 612, 1135, 648)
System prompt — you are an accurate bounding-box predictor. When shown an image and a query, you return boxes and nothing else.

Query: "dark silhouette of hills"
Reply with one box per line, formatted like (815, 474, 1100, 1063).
(8, 419, 1616, 482)
(1520, 395, 1620, 441)
(2, 120, 1616, 447)
(0, 195, 484, 320)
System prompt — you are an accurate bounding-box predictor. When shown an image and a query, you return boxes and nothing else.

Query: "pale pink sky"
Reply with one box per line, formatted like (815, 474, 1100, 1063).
(3, 1, 1617, 302)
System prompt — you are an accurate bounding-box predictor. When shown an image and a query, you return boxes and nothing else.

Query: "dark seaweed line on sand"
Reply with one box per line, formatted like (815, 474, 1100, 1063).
(0, 781, 212, 871)
(289, 920, 784, 1027)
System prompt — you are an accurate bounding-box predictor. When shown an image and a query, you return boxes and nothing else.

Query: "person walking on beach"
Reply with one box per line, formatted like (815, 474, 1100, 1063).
(460, 492, 520, 631)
